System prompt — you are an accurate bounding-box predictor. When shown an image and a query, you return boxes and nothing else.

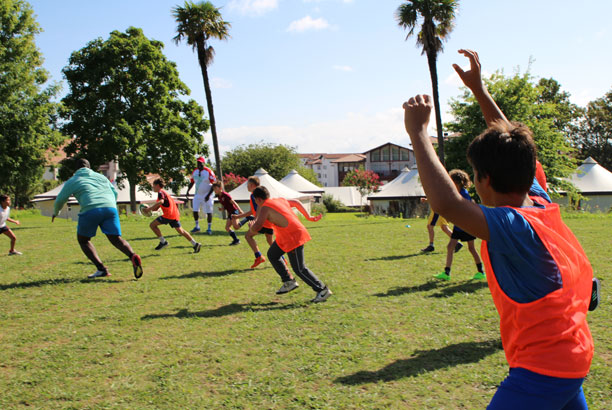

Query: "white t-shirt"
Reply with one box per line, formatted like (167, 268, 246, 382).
(191, 167, 216, 196)
(0, 206, 10, 228)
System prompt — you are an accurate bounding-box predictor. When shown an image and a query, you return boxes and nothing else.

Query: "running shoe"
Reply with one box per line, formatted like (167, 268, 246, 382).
(276, 279, 299, 294)
(454, 242, 463, 253)
(206, 229, 213, 235)
(311, 287, 333, 303)
(8, 250, 22, 256)
(472, 272, 486, 280)
(88, 270, 110, 278)
(433, 272, 451, 281)
(250, 256, 266, 269)
(229, 239, 240, 246)
(421, 245, 435, 253)
(589, 277, 601, 311)
(193, 243, 202, 253)
(190, 226, 201, 233)
(155, 241, 169, 250)
(131, 254, 143, 279)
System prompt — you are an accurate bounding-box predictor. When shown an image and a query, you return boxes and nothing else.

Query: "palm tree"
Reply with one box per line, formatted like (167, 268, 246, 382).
(395, 0, 458, 166)
(173, 1, 230, 185)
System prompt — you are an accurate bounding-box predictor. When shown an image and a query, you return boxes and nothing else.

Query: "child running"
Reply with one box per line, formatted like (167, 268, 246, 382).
(0, 194, 22, 256)
(249, 186, 331, 302)
(403, 48, 595, 409)
(420, 197, 453, 253)
(433, 170, 485, 281)
(211, 181, 242, 246)
(144, 178, 201, 253)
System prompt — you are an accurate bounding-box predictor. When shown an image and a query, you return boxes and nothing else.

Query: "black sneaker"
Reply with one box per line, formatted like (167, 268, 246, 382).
(421, 245, 435, 253)
(454, 242, 463, 253)
(589, 277, 601, 311)
(155, 241, 169, 251)
(193, 243, 201, 253)
(229, 239, 240, 246)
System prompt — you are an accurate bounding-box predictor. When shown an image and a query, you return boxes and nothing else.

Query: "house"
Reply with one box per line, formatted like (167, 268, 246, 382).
(362, 142, 414, 183)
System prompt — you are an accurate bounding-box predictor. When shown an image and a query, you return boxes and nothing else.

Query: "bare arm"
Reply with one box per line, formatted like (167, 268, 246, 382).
(403, 94, 489, 241)
(230, 200, 243, 214)
(288, 199, 321, 222)
(249, 206, 270, 233)
(453, 49, 509, 127)
(185, 181, 194, 196)
(232, 208, 252, 219)
(7, 217, 20, 225)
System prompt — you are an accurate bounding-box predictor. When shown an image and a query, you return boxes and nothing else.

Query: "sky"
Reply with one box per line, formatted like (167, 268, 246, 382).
(28, 0, 612, 156)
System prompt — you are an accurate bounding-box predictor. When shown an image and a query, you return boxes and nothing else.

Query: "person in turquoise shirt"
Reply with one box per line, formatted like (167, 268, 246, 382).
(53, 159, 143, 279)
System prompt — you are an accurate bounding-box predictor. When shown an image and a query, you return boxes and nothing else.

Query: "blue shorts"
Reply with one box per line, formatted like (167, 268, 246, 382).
(488, 367, 587, 410)
(156, 216, 181, 229)
(77, 207, 122, 238)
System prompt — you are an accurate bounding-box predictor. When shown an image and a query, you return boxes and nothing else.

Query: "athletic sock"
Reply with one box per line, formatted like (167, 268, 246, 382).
(190, 239, 197, 246)
(476, 263, 483, 273)
(429, 242, 434, 246)
(255, 251, 262, 258)
(159, 236, 166, 243)
(229, 230, 238, 241)
(207, 222, 212, 230)
(444, 267, 451, 275)
(195, 221, 200, 228)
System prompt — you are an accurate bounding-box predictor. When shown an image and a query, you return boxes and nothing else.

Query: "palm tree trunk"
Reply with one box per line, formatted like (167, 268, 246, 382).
(426, 50, 445, 167)
(128, 175, 137, 213)
(196, 40, 224, 189)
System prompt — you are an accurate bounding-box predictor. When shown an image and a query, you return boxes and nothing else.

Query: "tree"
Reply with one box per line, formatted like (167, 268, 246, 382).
(572, 89, 612, 171)
(61, 27, 209, 211)
(396, 0, 458, 166)
(173, 1, 230, 188)
(222, 143, 302, 180)
(222, 172, 246, 191)
(342, 167, 381, 211)
(444, 70, 579, 193)
(297, 166, 322, 187)
(0, 0, 63, 206)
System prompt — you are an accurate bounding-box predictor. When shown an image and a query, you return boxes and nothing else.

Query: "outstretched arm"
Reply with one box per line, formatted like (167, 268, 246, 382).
(403, 95, 489, 241)
(250, 206, 270, 233)
(453, 49, 509, 127)
(288, 199, 322, 222)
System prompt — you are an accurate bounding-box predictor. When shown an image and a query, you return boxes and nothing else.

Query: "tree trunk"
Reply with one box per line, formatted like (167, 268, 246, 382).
(426, 50, 445, 167)
(128, 176, 137, 213)
(196, 40, 225, 190)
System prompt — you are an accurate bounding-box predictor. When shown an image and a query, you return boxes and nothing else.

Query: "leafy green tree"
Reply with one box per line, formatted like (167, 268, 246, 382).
(60, 27, 209, 211)
(445, 71, 579, 193)
(297, 166, 322, 187)
(396, 0, 458, 166)
(173, 1, 230, 188)
(572, 89, 612, 171)
(342, 167, 381, 213)
(0, 0, 63, 206)
(222, 143, 301, 180)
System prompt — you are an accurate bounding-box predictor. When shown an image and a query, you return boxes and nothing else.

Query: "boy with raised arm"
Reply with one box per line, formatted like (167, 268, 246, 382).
(249, 186, 331, 302)
(402, 49, 594, 409)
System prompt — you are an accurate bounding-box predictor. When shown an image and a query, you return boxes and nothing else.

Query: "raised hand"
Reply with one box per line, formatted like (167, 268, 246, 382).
(309, 214, 322, 222)
(452, 49, 483, 92)
(402, 94, 433, 138)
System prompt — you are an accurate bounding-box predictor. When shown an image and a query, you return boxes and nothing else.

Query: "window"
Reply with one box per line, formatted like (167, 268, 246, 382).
(371, 149, 380, 162)
(401, 149, 409, 161)
(317, 173, 321, 178)
(323, 165, 327, 170)
(381, 146, 390, 161)
(391, 146, 399, 161)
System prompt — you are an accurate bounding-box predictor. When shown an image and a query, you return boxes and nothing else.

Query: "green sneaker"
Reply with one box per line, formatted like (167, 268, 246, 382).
(472, 272, 486, 280)
(433, 272, 451, 281)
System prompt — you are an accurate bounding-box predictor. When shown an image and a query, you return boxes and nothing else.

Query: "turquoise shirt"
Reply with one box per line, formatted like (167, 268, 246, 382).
(54, 168, 118, 215)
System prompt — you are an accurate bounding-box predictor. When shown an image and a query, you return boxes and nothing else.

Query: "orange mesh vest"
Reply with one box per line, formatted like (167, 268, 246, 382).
(481, 198, 593, 378)
(262, 198, 311, 252)
(160, 189, 180, 221)
(250, 195, 273, 229)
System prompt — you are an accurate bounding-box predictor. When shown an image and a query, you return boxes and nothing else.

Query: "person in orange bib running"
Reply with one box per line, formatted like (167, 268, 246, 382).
(249, 186, 332, 302)
(143, 178, 201, 253)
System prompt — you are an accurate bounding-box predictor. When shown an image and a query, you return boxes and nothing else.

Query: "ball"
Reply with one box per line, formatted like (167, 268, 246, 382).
(139, 204, 151, 216)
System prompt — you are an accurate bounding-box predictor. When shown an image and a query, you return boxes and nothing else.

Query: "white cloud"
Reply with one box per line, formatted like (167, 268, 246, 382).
(286, 15, 331, 32)
(211, 77, 233, 89)
(332, 65, 353, 72)
(228, 0, 278, 16)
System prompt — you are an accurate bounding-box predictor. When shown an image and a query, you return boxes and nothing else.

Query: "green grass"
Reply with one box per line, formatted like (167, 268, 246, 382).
(0, 212, 610, 409)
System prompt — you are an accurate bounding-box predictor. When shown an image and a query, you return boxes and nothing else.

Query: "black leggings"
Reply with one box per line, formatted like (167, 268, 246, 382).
(267, 242, 325, 292)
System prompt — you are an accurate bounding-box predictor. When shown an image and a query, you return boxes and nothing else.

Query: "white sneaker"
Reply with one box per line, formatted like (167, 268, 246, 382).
(88, 270, 110, 278)
(8, 251, 22, 256)
(276, 279, 299, 294)
(311, 287, 332, 303)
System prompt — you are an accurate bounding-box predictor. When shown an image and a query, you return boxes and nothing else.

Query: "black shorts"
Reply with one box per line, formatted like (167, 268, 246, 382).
(258, 227, 274, 235)
(156, 216, 181, 229)
(0, 226, 9, 234)
(451, 227, 475, 242)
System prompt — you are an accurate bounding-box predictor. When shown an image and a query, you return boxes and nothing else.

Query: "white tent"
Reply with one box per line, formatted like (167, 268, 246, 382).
(280, 169, 324, 199)
(555, 157, 612, 212)
(367, 166, 428, 217)
(321, 186, 367, 208)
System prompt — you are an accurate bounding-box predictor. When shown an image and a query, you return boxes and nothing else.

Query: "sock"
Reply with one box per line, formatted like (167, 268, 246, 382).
(476, 263, 483, 273)
(429, 242, 434, 246)
(444, 267, 451, 275)
(255, 251, 262, 258)
(208, 222, 212, 230)
(195, 220, 200, 228)
(229, 230, 238, 241)
(191, 239, 197, 246)
(159, 236, 166, 243)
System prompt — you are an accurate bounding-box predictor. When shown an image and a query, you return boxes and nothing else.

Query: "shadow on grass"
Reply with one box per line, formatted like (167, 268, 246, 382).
(0, 277, 124, 291)
(72, 253, 156, 265)
(373, 280, 446, 297)
(366, 252, 433, 262)
(428, 280, 489, 298)
(160, 268, 252, 280)
(335, 339, 502, 385)
(141, 301, 307, 320)
(307, 220, 398, 230)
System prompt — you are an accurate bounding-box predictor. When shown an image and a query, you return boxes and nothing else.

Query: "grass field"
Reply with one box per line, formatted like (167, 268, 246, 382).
(0, 211, 610, 409)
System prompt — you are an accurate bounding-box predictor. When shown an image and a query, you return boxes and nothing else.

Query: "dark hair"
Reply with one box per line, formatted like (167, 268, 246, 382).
(247, 176, 260, 186)
(449, 169, 471, 189)
(76, 158, 90, 169)
(467, 122, 536, 194)
(0, 194, 8, 203)
(252, 186, 270, 200)
(212, 181, 222, 189)
(153, 178, 165, 188)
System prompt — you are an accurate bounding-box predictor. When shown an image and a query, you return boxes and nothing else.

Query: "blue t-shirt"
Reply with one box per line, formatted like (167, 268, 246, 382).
(480, 179, 562, 303)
